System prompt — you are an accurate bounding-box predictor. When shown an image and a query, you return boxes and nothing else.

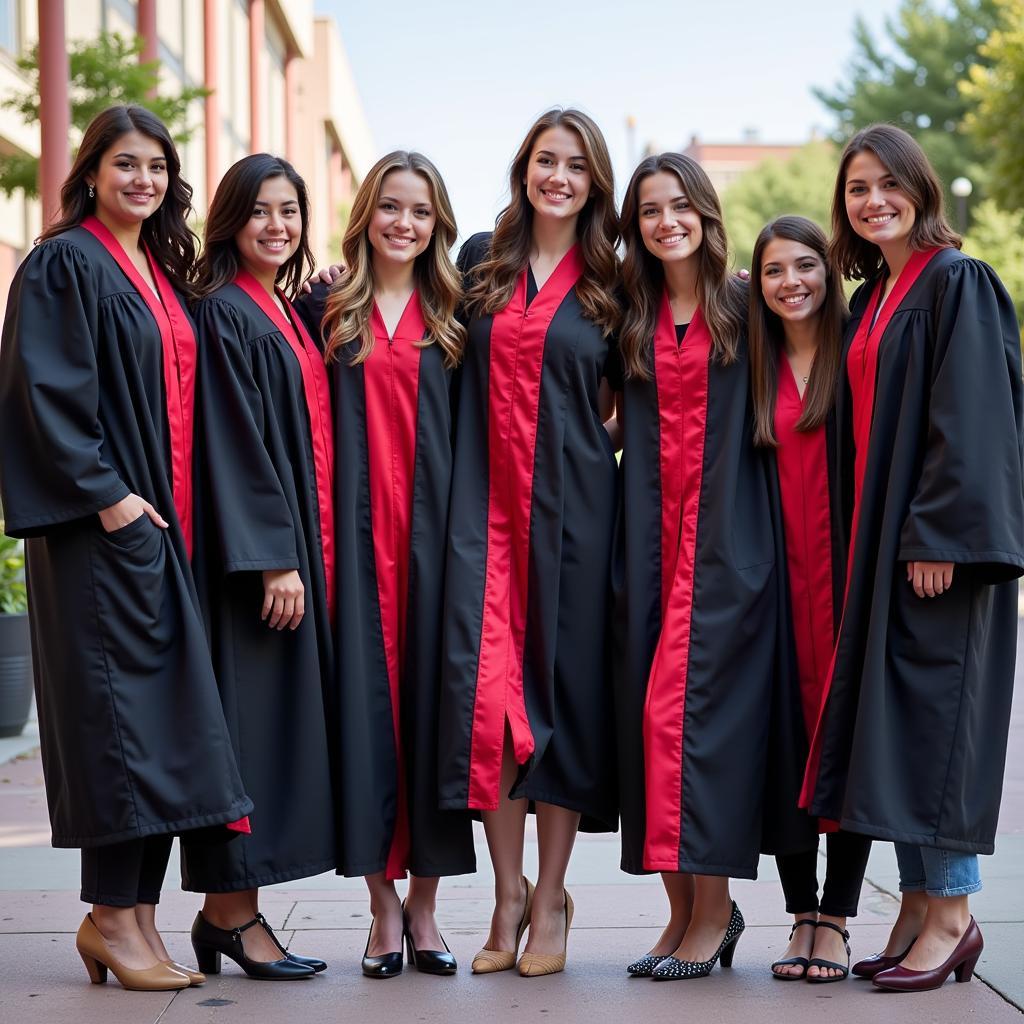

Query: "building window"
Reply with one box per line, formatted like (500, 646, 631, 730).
(0, 0, 19, 54)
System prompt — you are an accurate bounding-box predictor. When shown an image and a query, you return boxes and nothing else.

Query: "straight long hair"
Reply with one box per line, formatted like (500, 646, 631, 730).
(195, 154, 314, 300)
(323, 150, 465, 368)
(39, 104, 198, 298)
(464, 108, 620, 335)
(828, 123, 961, 281)
(748, 216, 847, 447)
(619, 152, 744, 378)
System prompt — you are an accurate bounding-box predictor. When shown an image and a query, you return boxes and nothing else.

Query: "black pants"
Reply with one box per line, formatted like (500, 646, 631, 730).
(775, 830, 872, 918)
(80, 835, 174, 907)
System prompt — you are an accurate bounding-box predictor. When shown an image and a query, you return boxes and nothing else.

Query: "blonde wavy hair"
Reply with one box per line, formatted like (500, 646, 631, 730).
(323, 151, 465, 367)
(464, 108, 620, 336)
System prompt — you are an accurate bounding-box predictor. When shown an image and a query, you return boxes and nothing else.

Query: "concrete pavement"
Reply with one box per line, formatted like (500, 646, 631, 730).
(1, 665, 1022, 1024)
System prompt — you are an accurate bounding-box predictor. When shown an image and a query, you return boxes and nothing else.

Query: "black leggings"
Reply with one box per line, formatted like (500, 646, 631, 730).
(775, 830, 872, 918)
(80, 835, 174, 908)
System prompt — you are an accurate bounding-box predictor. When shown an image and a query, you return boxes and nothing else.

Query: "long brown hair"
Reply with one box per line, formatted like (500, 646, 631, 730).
(748, 216, 847, 447)
(619, 152, 744, 378)
(464, 108, 620, 335)
(828, 123, 961, 281)
(195, 153, 315, 300)
(323, 150, 465, 368)
(39, 104, 198, 298)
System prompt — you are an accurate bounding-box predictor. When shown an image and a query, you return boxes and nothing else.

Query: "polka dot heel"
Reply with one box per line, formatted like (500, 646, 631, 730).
(626, 954, 669, 976)
(651, 902, 744, 981)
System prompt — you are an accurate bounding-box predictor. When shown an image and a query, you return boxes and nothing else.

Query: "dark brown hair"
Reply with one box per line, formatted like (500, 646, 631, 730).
(828, 123, 961, 281)
(39, 104, 198, 298)
(464, 107, 620, 336)
(748, 216, 848, 447)
(195, 153, 314, 300)
(619, 152, 744, 378)
(323, 150, 465, 368)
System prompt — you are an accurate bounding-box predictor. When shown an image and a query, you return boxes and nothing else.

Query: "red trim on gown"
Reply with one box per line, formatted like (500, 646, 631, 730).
(364, 293, 425, 879)
(234, 270, 336, 621)
(799, 248, 942, 808)
(81, 216, 196, 556)
(467, 245, 585, 811)
(642, 295, 712, 870)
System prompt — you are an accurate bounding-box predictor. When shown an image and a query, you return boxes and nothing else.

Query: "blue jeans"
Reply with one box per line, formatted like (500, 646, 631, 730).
(894, 843, 982, 898)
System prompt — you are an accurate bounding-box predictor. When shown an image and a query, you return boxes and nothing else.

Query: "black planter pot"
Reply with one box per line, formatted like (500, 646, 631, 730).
(0, 612, 33, 738)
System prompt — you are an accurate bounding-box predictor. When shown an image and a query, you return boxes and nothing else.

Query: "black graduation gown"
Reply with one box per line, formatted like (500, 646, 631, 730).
(438, 232, 618, 832)
(804, 249, 1024, 854)
(180, 278, 336, 890)
(299, 283, 476, 879)
(0, 226, 251, 848)
(614, 295, 777, 877)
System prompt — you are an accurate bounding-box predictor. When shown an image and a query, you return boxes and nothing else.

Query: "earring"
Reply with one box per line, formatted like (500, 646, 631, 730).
(88, 185, 95, 199)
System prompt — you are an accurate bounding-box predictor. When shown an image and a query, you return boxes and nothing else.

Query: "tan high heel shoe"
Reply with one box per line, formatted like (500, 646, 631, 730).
(162, 960, 206, 986)
(472, 877, 535, 974)
(518, 889, 574, 977)
(76, 915, 190, 991)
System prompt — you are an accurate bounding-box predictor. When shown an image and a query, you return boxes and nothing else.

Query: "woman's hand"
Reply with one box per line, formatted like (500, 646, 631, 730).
(907, 560, 954, 598)
(262, 569, 305, 630)
(300, 263, 345, 294)
(98, 493, 168, 532)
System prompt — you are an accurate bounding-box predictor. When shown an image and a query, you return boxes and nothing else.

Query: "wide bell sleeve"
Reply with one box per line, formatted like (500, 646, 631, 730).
(0, 241, 130, 535)
(897, 257, 1024, 583)
(195, 297, 299, 574)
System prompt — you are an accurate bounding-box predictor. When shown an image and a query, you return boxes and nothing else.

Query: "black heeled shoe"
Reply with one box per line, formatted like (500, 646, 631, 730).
(651, 902, 745, 980)
(626, 953, 669, 977)
(191, 911, 315, 980)
(403, 902, 457, 976)
(362, 919, 403, 979)
(249, 912, 327, 973)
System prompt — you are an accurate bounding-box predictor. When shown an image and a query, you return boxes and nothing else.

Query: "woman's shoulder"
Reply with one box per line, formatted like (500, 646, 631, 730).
(457, 231, 494, 275)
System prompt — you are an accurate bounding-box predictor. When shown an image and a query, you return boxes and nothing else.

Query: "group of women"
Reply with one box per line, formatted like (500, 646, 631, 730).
(0, 100, 1020, 999)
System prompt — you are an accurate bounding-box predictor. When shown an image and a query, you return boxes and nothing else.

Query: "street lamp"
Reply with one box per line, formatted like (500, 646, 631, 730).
(951, 176, 973, 234)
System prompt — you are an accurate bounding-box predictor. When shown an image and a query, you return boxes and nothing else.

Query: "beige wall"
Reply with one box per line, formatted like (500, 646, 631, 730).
(0, 0, 372, 309)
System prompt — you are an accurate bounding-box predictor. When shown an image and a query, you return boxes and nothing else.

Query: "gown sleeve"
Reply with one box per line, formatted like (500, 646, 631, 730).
(291, 282, 329, 347)
(195, 298, 299, 574)
(0, 241, 131, 535)
(897, 257, 1024, 583)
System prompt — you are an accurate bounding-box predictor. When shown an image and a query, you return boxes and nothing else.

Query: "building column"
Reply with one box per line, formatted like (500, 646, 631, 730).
(204, 0, 219, 208)
(284, 51, 297, 162)
(137, 0, 158, 65)
(248, 0, 264, 153)
(37, 0, 70, 228)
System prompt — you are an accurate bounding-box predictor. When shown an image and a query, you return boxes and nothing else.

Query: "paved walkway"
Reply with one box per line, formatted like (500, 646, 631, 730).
(2, 646, 1022, 1024)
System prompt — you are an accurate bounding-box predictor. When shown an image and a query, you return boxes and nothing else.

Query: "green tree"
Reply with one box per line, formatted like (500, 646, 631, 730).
(963, 198, 1024, 325)
(816, 0, 1000, 197)
(722, 142, 836, 273)
(0, 33, 209, 199)
(961, 0, 1024, 212)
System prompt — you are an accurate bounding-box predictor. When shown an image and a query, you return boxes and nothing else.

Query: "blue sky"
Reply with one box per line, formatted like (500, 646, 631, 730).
(314, 0, 905, 243)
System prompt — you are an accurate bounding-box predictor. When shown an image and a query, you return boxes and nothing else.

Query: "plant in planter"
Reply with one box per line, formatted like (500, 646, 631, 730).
(0, 530, 33, 737)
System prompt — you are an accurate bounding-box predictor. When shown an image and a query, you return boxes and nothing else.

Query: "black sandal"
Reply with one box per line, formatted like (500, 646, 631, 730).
(770, 918, 817, 980)
(807, 920, 851, 983)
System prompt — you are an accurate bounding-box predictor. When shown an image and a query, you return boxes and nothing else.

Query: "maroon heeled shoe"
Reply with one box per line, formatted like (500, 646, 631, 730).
(851, 941, 915, 979)
(872, 918, 983, 992)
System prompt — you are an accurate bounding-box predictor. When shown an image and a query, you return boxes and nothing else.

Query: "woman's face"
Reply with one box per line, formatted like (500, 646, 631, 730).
(844, 149, 916, 250)
(87, 130, 169, 227)
(637, 171, 703, 265)
(367, 169, 435, 267)
(524, 125, 592, 223)
(759, 237, 828, 325)
(234, 175, 301, 280)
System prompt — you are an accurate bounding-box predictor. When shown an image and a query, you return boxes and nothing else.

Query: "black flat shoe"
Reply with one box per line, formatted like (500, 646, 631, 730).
(246, 912, 328, 973)
(362, 920, 403, 979)
(771, 918, 817, 980)
(806, 920, 850, 984)
(191, 911, 315, 980)
(652, 902, 745, 981)
(403, 901, 457, 975)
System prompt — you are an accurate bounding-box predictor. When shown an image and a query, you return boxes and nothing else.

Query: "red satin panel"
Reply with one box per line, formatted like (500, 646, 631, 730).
(799, 247, 942, 808)
(642, 295, 712, 871)
(467, 246, 585, 811)
(363, 293, 424, 879)
(233, 271, 336, 620)
(81, 216, 196, 556)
